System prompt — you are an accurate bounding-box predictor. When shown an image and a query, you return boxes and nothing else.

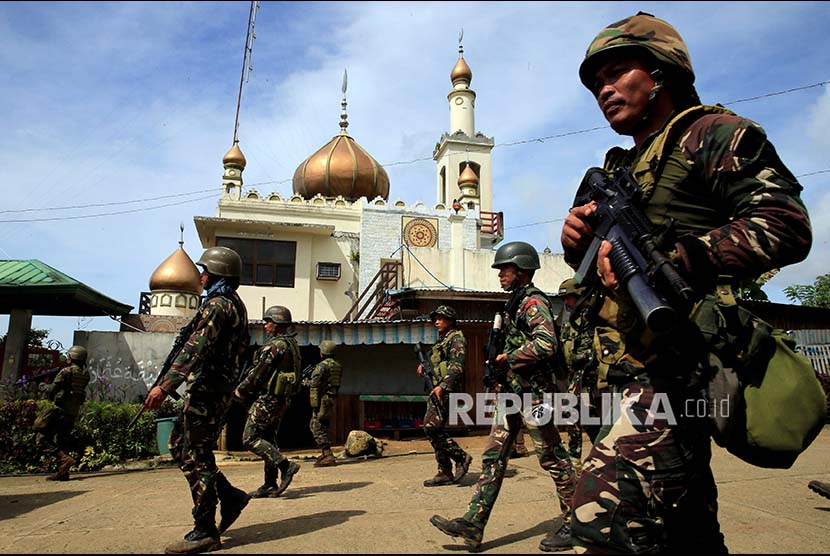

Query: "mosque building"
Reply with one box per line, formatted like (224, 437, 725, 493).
(192, 40, 571, 324)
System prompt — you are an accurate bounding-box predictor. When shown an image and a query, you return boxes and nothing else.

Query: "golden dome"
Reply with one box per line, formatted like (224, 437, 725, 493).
(451, 56, 472, 83)
(293, 132, 390, 201)
(223, 142, 247, 170)
(458, 164, 479, 186)
(149, 247, 203, 293)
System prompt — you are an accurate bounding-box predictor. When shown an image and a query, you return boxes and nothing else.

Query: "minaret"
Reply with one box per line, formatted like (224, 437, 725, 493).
(433, 30, 494, 213)
(148, 225, 203, 318)
(457, 161, 480, 209)
(221, 140, 247, 200)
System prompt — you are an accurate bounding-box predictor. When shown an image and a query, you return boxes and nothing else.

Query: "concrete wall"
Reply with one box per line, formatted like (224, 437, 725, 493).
(74, 330, 177, 403)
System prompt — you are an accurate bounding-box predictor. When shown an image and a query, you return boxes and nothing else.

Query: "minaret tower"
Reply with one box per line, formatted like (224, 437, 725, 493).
(433, 30, 494, 213)
(221, 141, 246, 200)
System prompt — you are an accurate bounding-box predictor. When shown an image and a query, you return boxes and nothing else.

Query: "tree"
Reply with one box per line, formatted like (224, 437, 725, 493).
(783, 274, 830, 308)
(0, 328, 51, 348)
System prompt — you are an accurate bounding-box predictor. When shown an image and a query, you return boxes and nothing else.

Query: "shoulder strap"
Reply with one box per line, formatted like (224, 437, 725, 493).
(614, 105, 736, 202)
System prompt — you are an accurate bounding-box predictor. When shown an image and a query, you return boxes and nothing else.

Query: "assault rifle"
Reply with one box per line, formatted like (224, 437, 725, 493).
(414, 342, 445, 422)
(573, 167, 695, 332)
(483, 312, 507, 391)
(16, 365, 65, 387)
(127, 321, 193, 429)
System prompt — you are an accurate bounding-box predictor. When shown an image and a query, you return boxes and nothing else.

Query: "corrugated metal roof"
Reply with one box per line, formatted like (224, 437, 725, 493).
(0, 259, 132, 316)
(0, 260, 78, 287)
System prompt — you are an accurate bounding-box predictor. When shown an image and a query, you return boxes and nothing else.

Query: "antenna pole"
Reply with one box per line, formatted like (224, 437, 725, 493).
(233, 1, 259, 144)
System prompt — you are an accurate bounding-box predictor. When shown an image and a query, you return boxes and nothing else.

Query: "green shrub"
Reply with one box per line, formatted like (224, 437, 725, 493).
(0, 400, 159, 474)
(75, 401, 158, 471)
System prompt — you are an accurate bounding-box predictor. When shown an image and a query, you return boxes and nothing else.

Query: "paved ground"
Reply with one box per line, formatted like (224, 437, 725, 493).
(1, 427, 830, 554)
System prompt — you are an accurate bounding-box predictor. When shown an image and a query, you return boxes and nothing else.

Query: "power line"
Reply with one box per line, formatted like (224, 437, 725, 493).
(721, 81, 830, 106)
(0, 188, 215, 214)
(0, 194, 216, 224)
(5, 80, 828, 221)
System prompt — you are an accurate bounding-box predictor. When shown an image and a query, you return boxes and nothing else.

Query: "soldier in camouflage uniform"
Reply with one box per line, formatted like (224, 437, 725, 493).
(308, 339, 343, 467)
(234, 305, 302, 497)
(562, 12, 812, 553)
(144, 246, 252, 554)
(431, 242, 576, 552)
(35, 345, 90, 482)
(418, 305, 473, 486)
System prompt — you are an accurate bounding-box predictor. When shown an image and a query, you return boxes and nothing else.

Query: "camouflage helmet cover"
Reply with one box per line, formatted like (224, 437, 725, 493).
(68, 345, 88, 363)
(579, 11, 694, 91)
(491, 241, 541, 270)
(558, 278, 584, 297)
(430, 305, 458, 322)
(263, 305, 292, 324)
(319, 340, 337, 356)
(196, 246, 242, 278)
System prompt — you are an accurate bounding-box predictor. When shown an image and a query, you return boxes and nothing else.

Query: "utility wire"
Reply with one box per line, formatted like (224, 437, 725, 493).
(0, 188, 215, 214)
(5, 81, 828, 221)
(0, 194, 216, 223)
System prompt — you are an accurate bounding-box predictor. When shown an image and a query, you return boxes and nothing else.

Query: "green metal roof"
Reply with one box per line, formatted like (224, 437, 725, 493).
(0, 260, 133, 316)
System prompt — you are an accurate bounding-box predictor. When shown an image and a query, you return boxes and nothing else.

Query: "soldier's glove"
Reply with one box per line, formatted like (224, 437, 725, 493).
(38, 383, 49, 393)
(673, 235, 717, 297)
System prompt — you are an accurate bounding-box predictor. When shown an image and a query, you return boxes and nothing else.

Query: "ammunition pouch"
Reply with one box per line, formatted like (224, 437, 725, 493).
(692, 286, 826, 469)
(273, 371, 299, 397)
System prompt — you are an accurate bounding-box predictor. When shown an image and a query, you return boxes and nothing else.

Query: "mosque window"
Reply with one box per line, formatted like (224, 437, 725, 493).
(217, 237, 296, 288)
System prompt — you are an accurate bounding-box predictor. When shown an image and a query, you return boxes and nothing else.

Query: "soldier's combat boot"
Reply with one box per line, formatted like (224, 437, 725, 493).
(539, 523, 572, 552)
(511, 441, 529, 459)
(424, 467, 454, 487)
(164, 525, 221, 554)
(217, 474, 251, 534)
(46, 453, 75, 482)
(273, 460, 301, 496)
(429, 515, 483, 549)
(249, 463, 280, 498)
(314, 447, 337, 468)
(453, 453, 473, 483)
(809, 480, 830, 500)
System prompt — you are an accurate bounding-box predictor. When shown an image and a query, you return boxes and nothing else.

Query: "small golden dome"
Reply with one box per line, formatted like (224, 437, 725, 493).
(223, 142, 247, 170)
(451, 56, 472, 83)
(293, 132, 390, 201)
(149, 247, 203, 294)
(458, 164, 479, 186)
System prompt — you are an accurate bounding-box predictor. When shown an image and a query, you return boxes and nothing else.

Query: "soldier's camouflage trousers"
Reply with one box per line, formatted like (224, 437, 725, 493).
(571, 382, 727, 554)
(463, 394, 575, 530)
(34, 406, 75, 457)
(169, 411, 229, 527)
(310, 405, 332, 449)
(566, 373, 604, 462)
(424, 395, 468, 472)
(243, 395, 290, 468)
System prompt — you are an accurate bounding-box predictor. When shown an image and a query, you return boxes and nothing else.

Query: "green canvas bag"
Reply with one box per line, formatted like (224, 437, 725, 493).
(693, 286, 826, 469)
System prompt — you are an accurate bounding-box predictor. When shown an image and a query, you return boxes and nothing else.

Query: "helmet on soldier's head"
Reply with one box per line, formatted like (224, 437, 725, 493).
(68, 345, 87, 363)
(196, 246, 242, 278)
(430, 305, 458, 323)
(558, 278, 584, 297)
(263, 305, 292, 324)
(579, 12, 695, 92)
(491, 241, 541, 270)
(319, 340, 337, 356)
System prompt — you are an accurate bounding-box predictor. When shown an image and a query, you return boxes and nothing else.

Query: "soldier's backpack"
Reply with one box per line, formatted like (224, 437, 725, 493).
(693, 285, 827, 469)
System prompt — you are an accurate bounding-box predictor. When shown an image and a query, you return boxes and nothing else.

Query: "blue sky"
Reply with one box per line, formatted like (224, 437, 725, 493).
(1, 1, 828, 349)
